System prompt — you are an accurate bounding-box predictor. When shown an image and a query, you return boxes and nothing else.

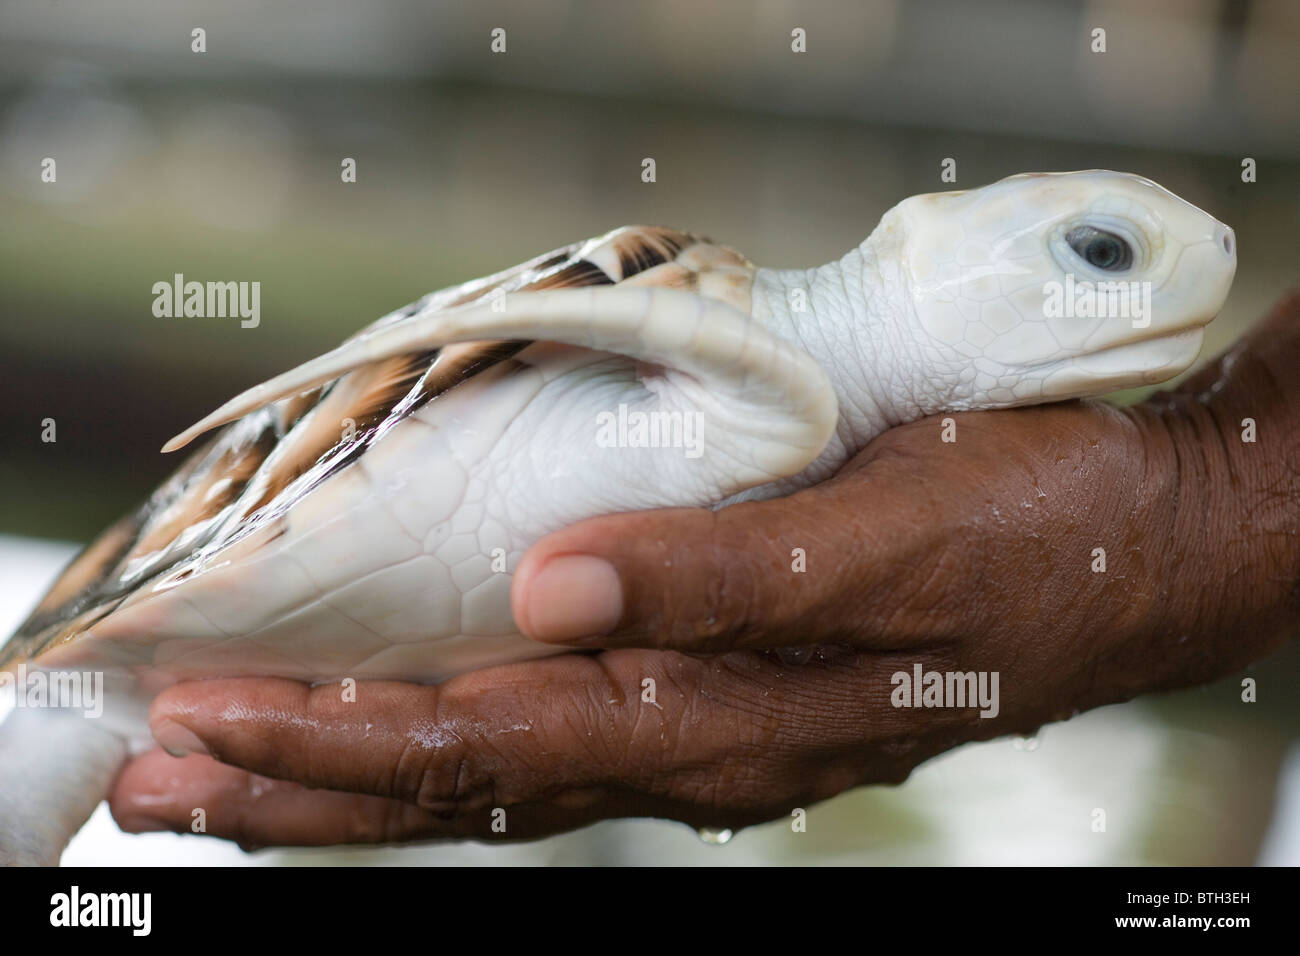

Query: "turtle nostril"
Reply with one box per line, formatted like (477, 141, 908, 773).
(1220, 228, 1235, 256)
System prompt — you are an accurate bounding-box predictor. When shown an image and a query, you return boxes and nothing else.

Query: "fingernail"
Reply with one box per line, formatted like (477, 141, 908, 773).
(116, 811, 181, 834)
(153, 719, 210, 758)
(521, 555, 623, 642)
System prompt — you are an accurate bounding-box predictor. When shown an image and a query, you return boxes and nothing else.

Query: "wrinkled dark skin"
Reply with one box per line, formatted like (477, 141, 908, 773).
(111, 292, 1300, 848)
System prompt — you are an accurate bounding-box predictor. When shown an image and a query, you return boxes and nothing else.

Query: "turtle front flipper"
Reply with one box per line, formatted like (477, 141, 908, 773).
(163, 286, 839, 491)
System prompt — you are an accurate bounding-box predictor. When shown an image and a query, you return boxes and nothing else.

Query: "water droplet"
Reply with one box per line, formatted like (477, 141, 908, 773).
(697, 826, 733, 845)
(773, 646, 814, 666)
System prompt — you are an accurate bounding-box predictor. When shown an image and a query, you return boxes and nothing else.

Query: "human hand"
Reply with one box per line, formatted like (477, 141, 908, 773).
(110, 293, 1300, 847)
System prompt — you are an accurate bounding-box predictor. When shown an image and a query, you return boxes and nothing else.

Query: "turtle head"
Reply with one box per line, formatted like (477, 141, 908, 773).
(888, 170, 1236, 406)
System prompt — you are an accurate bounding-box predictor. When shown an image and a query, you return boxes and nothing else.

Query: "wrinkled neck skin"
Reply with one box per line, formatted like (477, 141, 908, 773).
(745, 211, 931, 500)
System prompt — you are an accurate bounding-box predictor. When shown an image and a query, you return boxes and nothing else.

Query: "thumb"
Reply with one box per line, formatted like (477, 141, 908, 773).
(510, 463, 919, 652)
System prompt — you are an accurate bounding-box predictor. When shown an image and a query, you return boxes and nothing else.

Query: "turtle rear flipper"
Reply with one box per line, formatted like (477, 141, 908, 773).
(0, 707, 125, 866)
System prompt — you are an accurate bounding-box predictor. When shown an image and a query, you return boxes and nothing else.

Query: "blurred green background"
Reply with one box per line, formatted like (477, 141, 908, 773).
(0, 0, 1297, 865)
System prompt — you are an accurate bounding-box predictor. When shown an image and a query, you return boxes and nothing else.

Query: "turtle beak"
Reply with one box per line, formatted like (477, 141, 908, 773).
(1174, 226, 1237, 328)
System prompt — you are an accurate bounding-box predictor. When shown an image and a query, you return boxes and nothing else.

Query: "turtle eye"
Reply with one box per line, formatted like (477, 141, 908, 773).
(1065, 225, 1133, 272)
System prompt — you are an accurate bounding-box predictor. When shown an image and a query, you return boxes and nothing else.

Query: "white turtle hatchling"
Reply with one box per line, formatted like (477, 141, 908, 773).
(0, 170, 1236, 864)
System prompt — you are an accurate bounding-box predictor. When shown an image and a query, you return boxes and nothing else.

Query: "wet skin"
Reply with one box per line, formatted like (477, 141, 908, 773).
(110, 292, 1300, 848)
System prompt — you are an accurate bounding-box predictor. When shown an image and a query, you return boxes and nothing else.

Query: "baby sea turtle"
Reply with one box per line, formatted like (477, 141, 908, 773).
(0, 171, 1236, 864)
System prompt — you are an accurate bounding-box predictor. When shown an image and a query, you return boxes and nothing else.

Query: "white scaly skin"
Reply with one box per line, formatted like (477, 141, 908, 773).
(0, 171, 1236, 865)
(743, 238, 920, 496)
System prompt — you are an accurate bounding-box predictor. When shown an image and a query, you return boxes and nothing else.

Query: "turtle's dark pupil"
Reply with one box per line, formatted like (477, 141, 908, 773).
(1065, 225, 1133, 272)
(1086, 237, 1120, 268)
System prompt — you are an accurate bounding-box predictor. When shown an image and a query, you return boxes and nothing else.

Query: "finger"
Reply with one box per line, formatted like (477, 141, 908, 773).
(110, 749, 447, 848)
(142, 649, 891, 834)
(109, 748, 625, 846)
(510, 448, 942, 652)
